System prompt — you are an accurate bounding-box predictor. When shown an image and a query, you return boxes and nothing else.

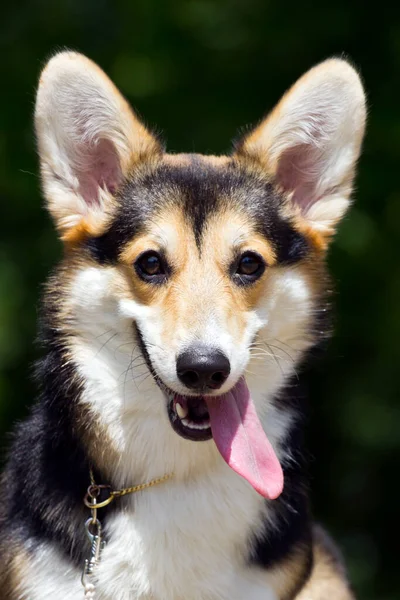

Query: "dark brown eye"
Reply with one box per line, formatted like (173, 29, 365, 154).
(134, 251, 167, 282)
(140, 253, 162, 275)
(234, 252, 265, 284)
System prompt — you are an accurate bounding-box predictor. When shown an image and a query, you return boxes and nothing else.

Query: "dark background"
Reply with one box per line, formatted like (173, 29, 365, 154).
(1, 2, 399, 598)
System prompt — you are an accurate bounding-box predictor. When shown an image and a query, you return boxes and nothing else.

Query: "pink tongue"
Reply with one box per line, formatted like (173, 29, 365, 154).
(206, 378, 283, 499)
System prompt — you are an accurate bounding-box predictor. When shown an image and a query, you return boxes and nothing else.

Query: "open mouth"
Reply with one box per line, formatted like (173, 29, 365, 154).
(157, 377, 284, 500)
(162, 386, 213, 441)
(134, 326, 284, 499)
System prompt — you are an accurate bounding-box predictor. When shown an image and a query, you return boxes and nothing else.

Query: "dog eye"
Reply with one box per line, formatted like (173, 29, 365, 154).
(234, 252, 265, 284)
(134, 251, 167, 282)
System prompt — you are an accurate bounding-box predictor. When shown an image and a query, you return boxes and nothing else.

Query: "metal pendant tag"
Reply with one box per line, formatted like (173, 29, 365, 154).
(82, 518, 106, 597)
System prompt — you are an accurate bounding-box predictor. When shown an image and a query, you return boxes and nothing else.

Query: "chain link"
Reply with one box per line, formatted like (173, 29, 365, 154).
(81, 468, 173, 599)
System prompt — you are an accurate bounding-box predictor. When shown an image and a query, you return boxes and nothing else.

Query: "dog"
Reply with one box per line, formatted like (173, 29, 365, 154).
(0, 52, 366, 600)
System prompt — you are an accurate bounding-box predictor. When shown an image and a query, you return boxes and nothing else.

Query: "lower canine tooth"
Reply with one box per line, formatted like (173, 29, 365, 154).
(176, 403, 188, 419)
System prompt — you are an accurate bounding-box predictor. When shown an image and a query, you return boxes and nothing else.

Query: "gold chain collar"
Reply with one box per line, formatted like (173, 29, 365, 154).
(81, 468, 172, 595)
(84, 467, 173, 511)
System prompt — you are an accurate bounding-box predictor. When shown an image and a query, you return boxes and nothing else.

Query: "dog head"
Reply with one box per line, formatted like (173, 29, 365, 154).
(35, 53, 365, 492)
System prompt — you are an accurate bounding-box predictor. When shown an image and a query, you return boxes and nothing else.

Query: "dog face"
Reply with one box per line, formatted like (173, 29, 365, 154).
(90, 158, 315, 391)
(35, 53, 365, 468)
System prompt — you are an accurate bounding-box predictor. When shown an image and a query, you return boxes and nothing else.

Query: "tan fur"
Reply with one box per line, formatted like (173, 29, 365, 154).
(0, 541, 30, 600)
(267, 546, 311, 600)
(63, 213, 113, 246)
(118, 204, 279, 348)
(295, 527, 355, 600)
(265, 526, 355, 600)
(163, 153, 231, 169)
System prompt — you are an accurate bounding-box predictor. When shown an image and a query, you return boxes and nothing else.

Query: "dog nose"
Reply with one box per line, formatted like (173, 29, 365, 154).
(176, 346, 231, 391)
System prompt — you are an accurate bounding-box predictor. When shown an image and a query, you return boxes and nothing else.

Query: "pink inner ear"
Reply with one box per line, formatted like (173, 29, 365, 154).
(77, 138, 122, 206)
(276, 143, 322, 212)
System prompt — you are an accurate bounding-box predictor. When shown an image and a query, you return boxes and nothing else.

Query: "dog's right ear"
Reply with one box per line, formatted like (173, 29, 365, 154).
(234, 59, 366, 243)
(35, 51, 161, 243)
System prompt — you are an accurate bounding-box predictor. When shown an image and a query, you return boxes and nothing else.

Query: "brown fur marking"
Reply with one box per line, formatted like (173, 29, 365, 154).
(295, 526, 355, 600)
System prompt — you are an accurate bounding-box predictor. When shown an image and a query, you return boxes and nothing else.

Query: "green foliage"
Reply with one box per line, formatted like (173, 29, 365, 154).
(1, 1, 399, 598)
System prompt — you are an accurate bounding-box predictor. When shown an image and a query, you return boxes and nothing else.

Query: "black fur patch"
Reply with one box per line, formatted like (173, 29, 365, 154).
(0, 278, 115, 568)
(85, 235, 117, 265)
(84, 155, 309, 265)
(249, 378, 312, 562)
(247, 375, 314, 598)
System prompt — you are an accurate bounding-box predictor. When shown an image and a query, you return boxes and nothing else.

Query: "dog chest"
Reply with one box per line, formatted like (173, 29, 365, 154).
(94, 473, 273, 599)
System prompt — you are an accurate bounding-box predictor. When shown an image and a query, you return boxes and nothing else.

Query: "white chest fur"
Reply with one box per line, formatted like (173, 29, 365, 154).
(95, 465, 275, 600)
(23, 466, 278, 600)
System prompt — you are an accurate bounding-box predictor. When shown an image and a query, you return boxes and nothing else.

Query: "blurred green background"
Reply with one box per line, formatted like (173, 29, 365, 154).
(1, 1, 399, 598)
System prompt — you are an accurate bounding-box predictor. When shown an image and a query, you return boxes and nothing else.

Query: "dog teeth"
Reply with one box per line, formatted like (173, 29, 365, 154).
(181, 418, 210, 430)
(176, 402, 189, 419)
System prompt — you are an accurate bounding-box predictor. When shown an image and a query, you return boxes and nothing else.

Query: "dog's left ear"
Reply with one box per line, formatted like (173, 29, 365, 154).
(235, 59, 366, 239)
(35, 51, 161, 243)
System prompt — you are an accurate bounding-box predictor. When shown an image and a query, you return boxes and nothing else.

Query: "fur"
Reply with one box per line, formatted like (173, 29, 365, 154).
(0, 52, 366, 599)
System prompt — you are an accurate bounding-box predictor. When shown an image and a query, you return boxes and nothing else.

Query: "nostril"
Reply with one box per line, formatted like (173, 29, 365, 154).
(210, 371, 227, 385)
(179, 370, 200, 388)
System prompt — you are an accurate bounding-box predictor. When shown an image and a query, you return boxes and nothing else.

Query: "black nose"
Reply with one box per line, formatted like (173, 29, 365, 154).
(176, 345, 231, 391)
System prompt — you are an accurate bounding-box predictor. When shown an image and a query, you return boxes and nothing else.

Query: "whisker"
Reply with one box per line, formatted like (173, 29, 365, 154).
(249, 354, 274, 361)
(134, 372, 152, 388)
(114, 340, 137, 353)
(123, 345, 140, 399)
(93, 329, 113, 341)
(264, 342, 285, 377)
(94, 332, 119, 358)
(271, 338, 299, 352)
(264, 342, 295, 364)
(244, 368, 258, 376)
(143, 341, 168, 354)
